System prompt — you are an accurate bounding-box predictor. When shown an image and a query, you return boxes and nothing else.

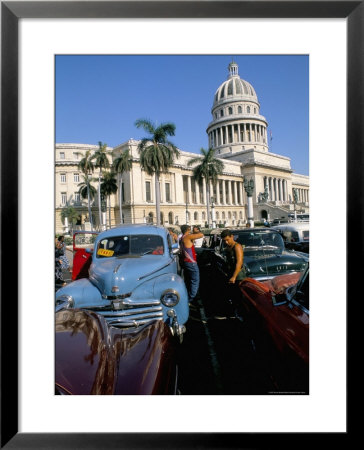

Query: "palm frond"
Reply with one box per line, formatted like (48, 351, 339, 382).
(135, 119, 155, 135)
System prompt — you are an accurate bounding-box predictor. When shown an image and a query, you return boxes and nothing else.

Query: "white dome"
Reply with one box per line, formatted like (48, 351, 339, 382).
(213, 61, 258, 106)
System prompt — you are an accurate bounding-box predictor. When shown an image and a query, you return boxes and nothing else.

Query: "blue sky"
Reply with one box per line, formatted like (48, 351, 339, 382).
(56, 55, 309, 175)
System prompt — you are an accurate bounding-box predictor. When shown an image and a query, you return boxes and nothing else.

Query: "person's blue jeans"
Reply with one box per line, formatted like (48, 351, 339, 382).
(183, 262, 200, 301)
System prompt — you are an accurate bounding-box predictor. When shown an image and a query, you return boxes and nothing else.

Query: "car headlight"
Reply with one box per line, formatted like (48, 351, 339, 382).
(160, 289, 180, 307)
(55, 294, 74, 312)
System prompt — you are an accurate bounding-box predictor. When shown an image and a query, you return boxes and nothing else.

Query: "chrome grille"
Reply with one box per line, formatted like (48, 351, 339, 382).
(85, 299, 164, 328)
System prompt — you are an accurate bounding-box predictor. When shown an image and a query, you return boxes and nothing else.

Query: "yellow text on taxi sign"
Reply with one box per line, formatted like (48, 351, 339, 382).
(97, 248, 114, 257)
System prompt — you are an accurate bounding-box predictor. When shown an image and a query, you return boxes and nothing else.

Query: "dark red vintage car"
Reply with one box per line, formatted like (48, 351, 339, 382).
(55, 309, 178, 395)
(239, 266, 309, 392)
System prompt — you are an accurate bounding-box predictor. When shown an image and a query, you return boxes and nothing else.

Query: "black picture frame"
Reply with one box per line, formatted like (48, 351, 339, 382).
(1, 1, 359, 448)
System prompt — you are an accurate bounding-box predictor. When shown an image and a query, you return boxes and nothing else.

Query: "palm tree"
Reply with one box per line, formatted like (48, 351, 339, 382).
(60, 206, 80, 234)
(188, 147, 224, 228)
(78, 174, 97, 226)
(92, 141, 110, 230)
(78, 149, 95, 230)
(135, 119, 180, 225)
(100, 171, 118, 229)
(112, 148, 132, 224)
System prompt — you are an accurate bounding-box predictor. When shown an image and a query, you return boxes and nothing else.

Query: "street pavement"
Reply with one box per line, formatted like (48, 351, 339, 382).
(177, 265, 279, 395)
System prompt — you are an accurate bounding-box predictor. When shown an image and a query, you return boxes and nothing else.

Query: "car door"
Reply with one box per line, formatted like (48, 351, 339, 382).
(72, 231, 98, 280)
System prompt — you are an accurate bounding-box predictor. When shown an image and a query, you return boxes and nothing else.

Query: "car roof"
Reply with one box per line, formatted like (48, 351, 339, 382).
(271, 223, 309, 231)
(229, 227, 280, 233)
(96, 224, 168, 239)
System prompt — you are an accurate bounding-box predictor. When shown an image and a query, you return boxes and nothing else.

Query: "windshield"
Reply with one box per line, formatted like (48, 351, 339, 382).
(96, 234, 164, 258)
(234, 231, 285, 252)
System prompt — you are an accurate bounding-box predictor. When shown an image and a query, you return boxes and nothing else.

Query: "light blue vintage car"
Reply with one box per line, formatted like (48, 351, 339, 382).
(55, 224, 189, 339)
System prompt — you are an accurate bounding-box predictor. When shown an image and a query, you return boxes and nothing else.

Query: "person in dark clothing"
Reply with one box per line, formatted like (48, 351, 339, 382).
(217, 229, 246, 320)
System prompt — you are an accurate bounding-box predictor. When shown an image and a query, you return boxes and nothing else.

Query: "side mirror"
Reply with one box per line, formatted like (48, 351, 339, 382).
(172, 247, 180, 255)
(85, 248, 93, 254)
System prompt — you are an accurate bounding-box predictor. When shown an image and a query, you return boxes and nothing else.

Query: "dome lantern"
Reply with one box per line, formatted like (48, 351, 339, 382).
(228, 60, 239, 78)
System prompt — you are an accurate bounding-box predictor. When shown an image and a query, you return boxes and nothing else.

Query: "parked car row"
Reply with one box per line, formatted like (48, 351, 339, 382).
(55, 223, 309, 394)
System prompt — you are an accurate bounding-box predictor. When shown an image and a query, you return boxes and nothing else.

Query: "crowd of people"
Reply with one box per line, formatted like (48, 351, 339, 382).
(55, 235, 70, 286)
(177, 225, 246, 320)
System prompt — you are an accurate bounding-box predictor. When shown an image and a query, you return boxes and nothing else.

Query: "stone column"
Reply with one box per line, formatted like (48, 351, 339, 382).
(282, 179, 286, 202)
(187, 175, 191, 204)
(278, 179, 281, 201)
(195, 181, 200, 204)
(234, 181, 238, 205)
(222, 179, 226, 204)
(273, 178, 277, 201)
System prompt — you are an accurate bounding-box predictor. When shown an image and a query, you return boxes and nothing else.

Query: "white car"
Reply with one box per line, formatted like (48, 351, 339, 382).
(270, 222, 309, 253)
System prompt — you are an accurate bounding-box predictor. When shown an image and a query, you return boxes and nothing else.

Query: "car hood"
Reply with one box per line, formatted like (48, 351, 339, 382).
(244, 250, 308, 279)
(55, 309, 176, 395)
(89, 255, 170, 297)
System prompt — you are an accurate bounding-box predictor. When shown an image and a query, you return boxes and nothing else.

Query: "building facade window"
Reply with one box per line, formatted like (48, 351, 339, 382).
(194, 211, 198, 221)
(183, 176, 189, 203)
(219, 181, 223, 204)
(228, 107, 233, 115)
(225, 181, 230, 204)
(61, 192, 67, 205)
(73, 152, 79, 160)
(165, 182, 171, 202)
(238, 106, 242, 113)
(74, 173, 79, 183)
(220, 109, 224, 117)
(74, 192, 80, 204)
(191, 179, 196, 203)
(145, 181, 152, 202)
(60, 173, 66, 183)
(199, 181, 204, 203)
(60, 152, 65, 159)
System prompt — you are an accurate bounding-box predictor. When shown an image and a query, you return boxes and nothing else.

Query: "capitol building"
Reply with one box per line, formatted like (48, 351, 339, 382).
(55, 61, 309, 234)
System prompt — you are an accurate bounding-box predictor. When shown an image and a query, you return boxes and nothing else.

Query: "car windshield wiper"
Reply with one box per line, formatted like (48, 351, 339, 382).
(140, 249, 154, 256)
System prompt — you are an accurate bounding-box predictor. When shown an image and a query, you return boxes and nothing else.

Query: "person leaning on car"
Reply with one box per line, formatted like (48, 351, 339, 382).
(219, 229, 246, 319)
(179, 224, 204, 304)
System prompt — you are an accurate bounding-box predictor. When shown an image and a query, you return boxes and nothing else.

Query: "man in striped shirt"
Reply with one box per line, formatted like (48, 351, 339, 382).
(179, 224, 204, 304)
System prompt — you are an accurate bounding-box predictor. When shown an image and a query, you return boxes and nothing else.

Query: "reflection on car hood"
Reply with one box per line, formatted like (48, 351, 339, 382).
(89, 256, 170, 297)
(244, 251, 307, 277)
(55, 309, 176, 395)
